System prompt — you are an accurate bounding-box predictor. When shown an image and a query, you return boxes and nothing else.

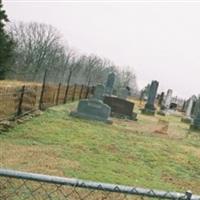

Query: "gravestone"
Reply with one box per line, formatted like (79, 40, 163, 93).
(191, 98, 197, 118)
(181, 95, 196, 123)
(70, 85, 112, 123)
(158, 89, 173, 116)
(103, 96, 137, 120)
(158, 92, 165, 106)
(190, 96, 200, 131)
(105, 72, 115, 96)
(169, 103, 177, 110)
(182, 100, 187, 112)
(162, 89, 173, 110)
(142, 80, 159, 115)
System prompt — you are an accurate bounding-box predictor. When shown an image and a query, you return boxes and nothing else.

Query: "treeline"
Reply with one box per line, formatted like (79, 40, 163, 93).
(1, 3, 138, 94)
(7, 22, 138, 93)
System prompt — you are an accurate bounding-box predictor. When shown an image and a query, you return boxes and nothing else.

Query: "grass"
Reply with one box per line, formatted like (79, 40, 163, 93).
(0, 101, 200, 193)
(0, 80, 41, 88)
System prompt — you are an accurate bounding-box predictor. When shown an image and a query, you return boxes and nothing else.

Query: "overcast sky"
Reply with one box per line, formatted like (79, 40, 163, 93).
(4, 0, 200, 98)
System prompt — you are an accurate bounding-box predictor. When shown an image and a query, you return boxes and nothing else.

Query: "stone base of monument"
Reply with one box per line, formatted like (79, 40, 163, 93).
(190, 124, 200, 131)
(103, 96, 137, 121)
(70, 99, 112, 124)
(141, 108, 155, 115)
(141, 104, 156, 115)
(181, 117, 193, 124)
(111, 112, 137, 121)
(190, 117, 200, 131)
(132, 112, 138, 121)
(157, 110, 170, 116)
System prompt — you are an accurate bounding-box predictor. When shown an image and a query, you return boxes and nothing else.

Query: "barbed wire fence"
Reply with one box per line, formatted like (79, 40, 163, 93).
(0, 69, 94, 123)
(0, 169, 200, 200)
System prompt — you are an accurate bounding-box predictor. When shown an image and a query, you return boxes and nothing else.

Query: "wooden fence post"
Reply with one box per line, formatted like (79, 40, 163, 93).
(39, 70, 47, 110)
(16, 85, 25, 116)
(63, 84, 69, 104)
(91, 86, 95, 95)
(56, 83, 61, 105)
(85, 86, 90, 99)
(79, 85, 84, 100)
(72, 84, 77, 101)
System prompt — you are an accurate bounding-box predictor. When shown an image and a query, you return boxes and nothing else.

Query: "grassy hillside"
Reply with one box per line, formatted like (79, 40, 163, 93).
(0, 102, 200, 193)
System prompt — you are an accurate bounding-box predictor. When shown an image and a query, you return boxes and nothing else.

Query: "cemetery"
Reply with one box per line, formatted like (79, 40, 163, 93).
(1, 74, 200, 194)
(1, 1, 200, 199)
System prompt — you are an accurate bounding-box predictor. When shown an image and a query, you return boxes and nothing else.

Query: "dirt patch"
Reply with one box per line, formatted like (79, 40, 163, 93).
(162, 174, 200, 193)
(154, 119, 169, 135)
(103, 144, 119, 154)
(180, 145, 200, 159)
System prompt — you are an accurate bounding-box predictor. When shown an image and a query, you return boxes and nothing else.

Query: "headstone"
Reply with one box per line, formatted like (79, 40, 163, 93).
(103, 96, 137, 120)
(105, 72, 115, 96)
(158, 89, 173, 115)
(162, 89, 173, 110)
(191, 98, 197, 118)
(181, 100, 187, 112)
(181, 95, 196, 123)
(169, 103, 177, 110)
(190, 96, 200, 131)
(158, 92, 165, 106)
(70, 84, 112, 123)
(142, 80, 159, 115)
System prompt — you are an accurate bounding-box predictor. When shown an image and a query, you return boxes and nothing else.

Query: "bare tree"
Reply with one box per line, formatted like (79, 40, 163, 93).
(8, 21, 65, 81)
(83, 54, 105, 86)
(7, 21, 139, 93)
(63, 52, 83, 103)
(114, 67, 138, 95)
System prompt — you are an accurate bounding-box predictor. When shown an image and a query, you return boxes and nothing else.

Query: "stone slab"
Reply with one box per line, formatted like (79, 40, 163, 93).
(103, 96, 137, 120)
(181, 117, 193, 124)
(70, 99, 112, 124)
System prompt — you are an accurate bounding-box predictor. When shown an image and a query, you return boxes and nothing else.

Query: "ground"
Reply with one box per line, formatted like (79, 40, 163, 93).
(0, 101, 200, 193)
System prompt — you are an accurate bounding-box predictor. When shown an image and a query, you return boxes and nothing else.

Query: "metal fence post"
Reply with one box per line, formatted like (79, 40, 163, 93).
(56, 83, 61, 105)
(79, 84, 84, 100)
(16, 85, 25, 116)
(39, 70, 47, 110)
(72, 84, 77, 101)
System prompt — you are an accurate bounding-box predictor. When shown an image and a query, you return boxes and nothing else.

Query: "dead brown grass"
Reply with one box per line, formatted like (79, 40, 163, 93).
(0, 80, 89, 121)
(1, 143, 80, 176)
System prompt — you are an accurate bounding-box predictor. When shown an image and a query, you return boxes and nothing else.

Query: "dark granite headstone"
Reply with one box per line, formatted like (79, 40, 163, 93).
(103, 96, 136, 120)
(181, 95, 196, 123)
(190, 96, 200, 131)
(169, 103, 177, 110)
(142, 80, 159, 115)
(158, 92, 165, 106)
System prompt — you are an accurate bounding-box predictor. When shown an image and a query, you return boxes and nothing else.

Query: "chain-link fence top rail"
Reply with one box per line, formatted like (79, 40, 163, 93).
(0, 169, 200, 200)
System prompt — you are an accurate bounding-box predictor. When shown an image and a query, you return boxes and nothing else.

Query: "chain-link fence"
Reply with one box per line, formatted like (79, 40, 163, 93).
(0, 169, 200, 200)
